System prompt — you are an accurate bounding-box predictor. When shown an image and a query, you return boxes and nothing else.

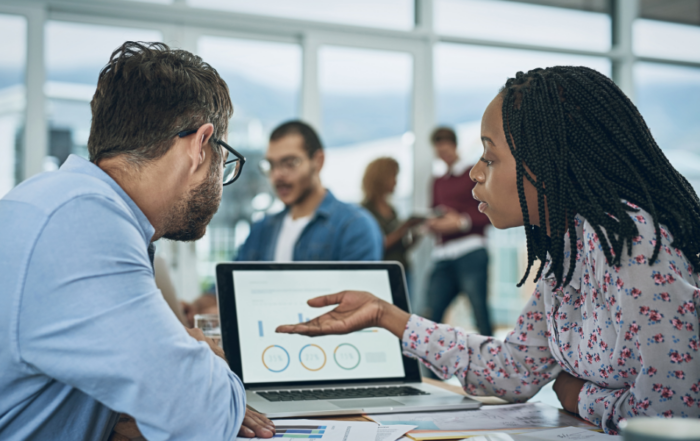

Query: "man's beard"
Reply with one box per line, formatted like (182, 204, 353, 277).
(162, 158, 222, 242)
(277, 166, 316, 207)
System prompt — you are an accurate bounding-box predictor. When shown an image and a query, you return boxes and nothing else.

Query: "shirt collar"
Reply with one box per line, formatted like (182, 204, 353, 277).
(59, 155, 156, 242)
(315, 190, 337, 219)
(446, 157, 470, 178)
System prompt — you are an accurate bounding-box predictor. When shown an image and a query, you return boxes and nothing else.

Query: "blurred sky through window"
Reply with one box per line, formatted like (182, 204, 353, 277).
(435, 0, 611, 52)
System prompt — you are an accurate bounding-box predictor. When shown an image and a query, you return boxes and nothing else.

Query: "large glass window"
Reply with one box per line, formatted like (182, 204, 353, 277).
(634, 19, 700, 63)
(319, 46, 413, 216)
(189, 0, 414, 31)
(45, 21, 161, 166)
(196, 36, 302, 288)
(0, 14, 26, 198)
(435, 0, 611, 52)
(635, 62, 700, 191)
(434, 42, 611, 326)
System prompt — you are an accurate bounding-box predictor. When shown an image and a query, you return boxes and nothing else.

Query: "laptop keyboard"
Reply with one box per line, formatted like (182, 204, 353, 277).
(257, 386, 430, 402)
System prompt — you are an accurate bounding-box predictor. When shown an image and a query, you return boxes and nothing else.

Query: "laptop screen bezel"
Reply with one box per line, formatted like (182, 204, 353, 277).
(216, 262, 422, 388)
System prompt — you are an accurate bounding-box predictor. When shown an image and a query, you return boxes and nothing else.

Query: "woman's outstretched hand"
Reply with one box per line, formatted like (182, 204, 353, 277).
(275, 291, 410, 338)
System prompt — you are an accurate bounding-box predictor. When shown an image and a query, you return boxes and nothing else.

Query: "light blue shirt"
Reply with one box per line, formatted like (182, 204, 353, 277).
(0, 155, 246, 440)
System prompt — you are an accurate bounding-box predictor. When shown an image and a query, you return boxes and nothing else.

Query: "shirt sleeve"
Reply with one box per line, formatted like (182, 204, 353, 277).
(577, 229, 700, 433)
(401, 286, 561, 401)
(18, 195, 246, 441)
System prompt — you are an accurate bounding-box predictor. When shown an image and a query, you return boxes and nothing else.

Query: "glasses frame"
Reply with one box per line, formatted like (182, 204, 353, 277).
(178, 129, 246, 186)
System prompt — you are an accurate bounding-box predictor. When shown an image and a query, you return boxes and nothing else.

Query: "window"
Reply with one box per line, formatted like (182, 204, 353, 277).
(189, 0, 414, 30)
(435, 0, 611, 52)
(319, 46, 414, 216)
(45, 21, 161, 166)
(196, 36, 302, 288)
(635, 62, 700, 191)
(634, 19, 700, 63)
(0, 14, 26, 198)
(434, 42, 611, 325)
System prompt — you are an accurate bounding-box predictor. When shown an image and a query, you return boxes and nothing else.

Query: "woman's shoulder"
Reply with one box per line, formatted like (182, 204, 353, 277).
(577, 202, 696, 283)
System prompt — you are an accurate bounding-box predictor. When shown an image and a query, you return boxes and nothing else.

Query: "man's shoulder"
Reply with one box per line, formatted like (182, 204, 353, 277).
(3, 169, 123, 217)
(327, 197, 372, 222)
(324, 198, 379, 236)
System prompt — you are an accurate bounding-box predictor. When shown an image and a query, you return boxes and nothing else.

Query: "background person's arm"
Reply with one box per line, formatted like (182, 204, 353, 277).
(18, 196, 248, 440)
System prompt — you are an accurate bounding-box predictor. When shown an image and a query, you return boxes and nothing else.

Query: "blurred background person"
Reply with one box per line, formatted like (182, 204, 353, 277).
(183, 120, 383, 325)
(238, 120, 382, 262)
(424, 127, 493, 336)
(361, 157, 424, 306)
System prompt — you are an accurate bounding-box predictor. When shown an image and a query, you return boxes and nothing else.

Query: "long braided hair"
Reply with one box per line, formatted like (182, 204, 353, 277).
(500, 66, 700, 289)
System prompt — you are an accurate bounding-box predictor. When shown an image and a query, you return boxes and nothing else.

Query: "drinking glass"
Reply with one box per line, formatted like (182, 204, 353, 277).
(194, 313, 222, 348)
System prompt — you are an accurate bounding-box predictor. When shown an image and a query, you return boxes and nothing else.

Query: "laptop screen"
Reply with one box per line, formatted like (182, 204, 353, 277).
(232, 269, 407, 384)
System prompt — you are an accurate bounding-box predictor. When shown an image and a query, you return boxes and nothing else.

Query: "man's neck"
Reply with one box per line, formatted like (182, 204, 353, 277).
(98, 159, 175, 241)
(290, 184, 326, 220)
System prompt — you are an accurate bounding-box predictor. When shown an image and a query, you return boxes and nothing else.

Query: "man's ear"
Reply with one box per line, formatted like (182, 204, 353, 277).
(186, 123, 215, 175)
(312, 149, 325, 173)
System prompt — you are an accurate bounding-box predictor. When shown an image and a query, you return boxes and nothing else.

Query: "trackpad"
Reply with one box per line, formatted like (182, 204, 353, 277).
(329, 398, 404, 409)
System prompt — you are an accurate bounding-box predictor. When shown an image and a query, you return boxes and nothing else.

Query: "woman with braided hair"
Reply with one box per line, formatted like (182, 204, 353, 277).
(277, 66, 700, 433)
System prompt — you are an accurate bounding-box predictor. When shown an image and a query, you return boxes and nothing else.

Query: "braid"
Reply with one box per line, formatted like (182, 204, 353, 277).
(501, 66, 700, 289)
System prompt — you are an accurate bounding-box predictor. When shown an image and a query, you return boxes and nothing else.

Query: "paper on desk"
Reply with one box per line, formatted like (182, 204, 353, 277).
(466, 426, 621, 440)
(376, 425, 416, 441)
(235, 418, 378, 441)
(368, 402, 595, 440)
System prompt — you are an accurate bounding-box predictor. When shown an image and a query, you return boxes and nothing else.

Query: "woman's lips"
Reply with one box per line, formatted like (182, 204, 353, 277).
(473, 191, 488, 213)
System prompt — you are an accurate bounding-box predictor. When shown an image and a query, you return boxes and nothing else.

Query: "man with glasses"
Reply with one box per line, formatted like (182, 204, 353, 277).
(184, 121, 383, 323)
(239, 120, 382, 262)
(0, 42, 273, 440)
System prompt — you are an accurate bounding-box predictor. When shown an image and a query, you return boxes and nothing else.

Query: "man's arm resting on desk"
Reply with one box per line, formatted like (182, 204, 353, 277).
(19, 196, 249, 440)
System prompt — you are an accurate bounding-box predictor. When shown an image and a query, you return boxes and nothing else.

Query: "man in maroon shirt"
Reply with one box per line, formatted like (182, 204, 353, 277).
(424, 127, 493, 336)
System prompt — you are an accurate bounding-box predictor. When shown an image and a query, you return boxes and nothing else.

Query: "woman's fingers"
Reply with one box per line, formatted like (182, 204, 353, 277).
(307, 292, 345, 307)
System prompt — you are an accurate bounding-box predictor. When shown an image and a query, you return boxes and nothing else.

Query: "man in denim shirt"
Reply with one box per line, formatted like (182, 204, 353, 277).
(184, 121, 382, 322)
(238, 121, 382, 262)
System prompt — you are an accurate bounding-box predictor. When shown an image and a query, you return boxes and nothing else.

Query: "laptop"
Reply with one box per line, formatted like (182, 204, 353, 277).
(216, 262, 481, 418)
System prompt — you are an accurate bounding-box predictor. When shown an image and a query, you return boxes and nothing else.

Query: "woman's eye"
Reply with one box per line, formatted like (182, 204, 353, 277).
(480, 157, 493, 166)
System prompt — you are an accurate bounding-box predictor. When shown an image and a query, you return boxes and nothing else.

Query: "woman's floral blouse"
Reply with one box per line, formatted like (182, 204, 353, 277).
(402, 204, 700, 434)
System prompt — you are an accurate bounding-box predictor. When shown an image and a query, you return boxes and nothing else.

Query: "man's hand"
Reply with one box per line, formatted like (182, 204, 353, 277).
(238, 407, 275, 438)
(275, 291, 410, 339)
(186, 327, 226, 361)
(553, 371, 585, 414)
(425, 207, 468, 235)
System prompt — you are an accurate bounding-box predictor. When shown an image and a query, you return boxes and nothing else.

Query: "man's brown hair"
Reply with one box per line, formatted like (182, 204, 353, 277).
(88, 41, 233, 166)
(430, 127, 457, 146)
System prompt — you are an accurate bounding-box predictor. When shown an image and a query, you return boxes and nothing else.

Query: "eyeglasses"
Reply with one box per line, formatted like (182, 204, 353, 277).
(258, 157, 303, 177)
(178, 129, 246, 186)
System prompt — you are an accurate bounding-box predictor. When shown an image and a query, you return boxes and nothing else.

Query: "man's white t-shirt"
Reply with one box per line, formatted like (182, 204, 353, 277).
(274, 212, 312, 262)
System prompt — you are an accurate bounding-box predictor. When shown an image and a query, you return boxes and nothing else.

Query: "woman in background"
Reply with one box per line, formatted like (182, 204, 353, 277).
(361, 157, 423, 301)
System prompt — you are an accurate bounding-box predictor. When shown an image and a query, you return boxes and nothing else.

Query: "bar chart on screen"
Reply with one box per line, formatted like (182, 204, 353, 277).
(233, 269, 407, 383)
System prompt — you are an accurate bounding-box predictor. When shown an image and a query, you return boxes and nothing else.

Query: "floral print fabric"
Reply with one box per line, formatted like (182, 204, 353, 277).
(402, 204, 700, 433)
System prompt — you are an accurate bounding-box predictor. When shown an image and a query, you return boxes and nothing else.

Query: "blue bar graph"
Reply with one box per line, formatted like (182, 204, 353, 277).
(298, 313, 304, 323)
(258, 321, 264, 337)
